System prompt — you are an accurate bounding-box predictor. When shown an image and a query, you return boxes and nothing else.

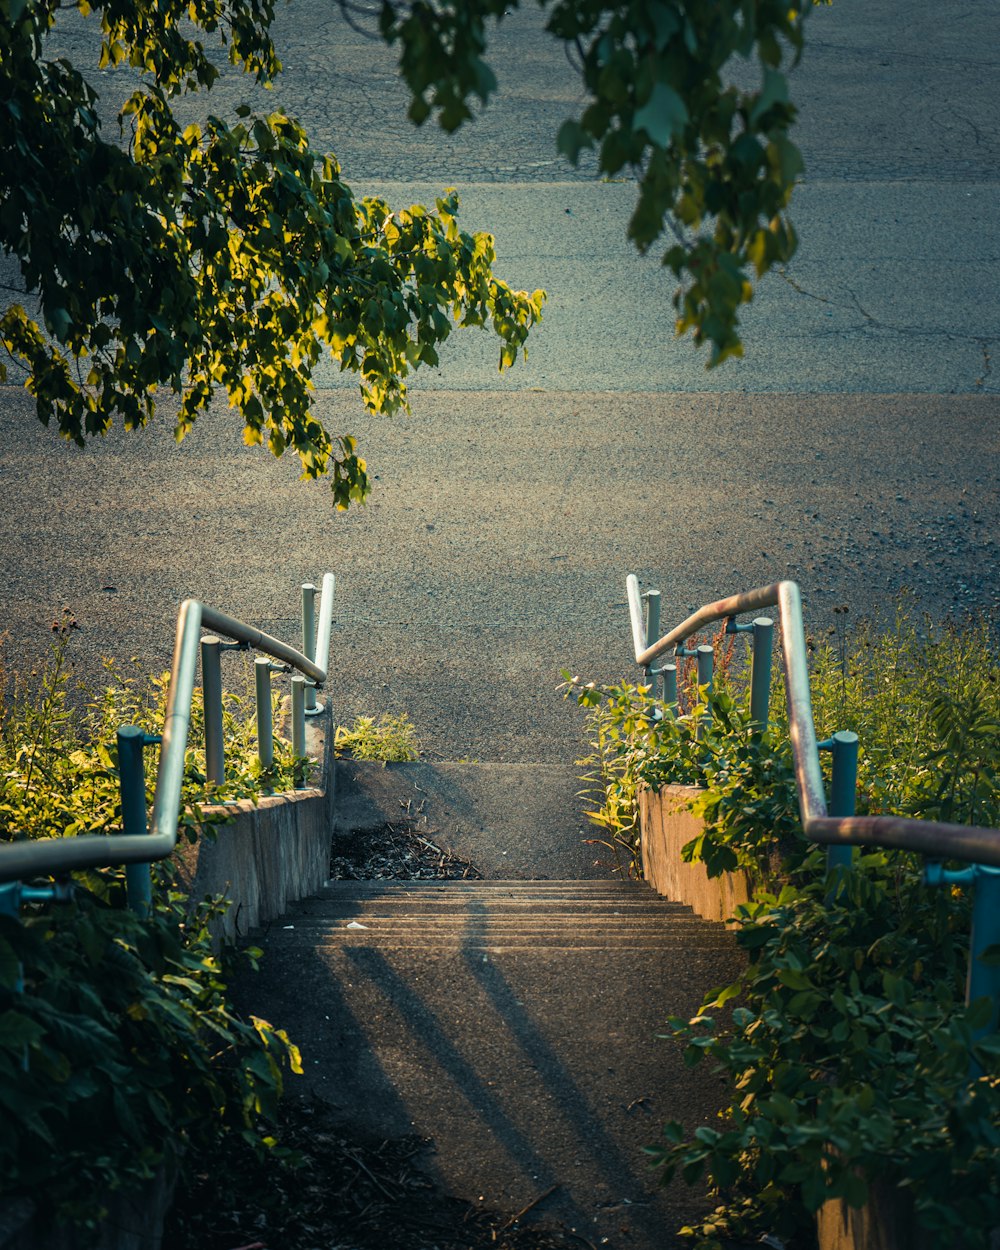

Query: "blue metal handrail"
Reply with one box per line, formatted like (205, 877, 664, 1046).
(627, 573, 1000, 1034)
(627, 574, 1000, 869)
(0, 574, 336, 888)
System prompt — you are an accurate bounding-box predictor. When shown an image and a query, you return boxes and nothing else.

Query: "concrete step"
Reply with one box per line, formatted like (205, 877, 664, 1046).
(240, 914, 743, 1250)
(237, 764, 744, 1249)
(275, 915, 720, 925)
(312, 880, 680, 896)
(273, 879, 732, 949)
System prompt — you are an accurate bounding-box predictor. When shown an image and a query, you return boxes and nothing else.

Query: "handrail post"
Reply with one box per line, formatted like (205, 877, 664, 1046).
(200, 635, 225, 787)
(658, 663, 678, 716)
(827, 730, 859, 873)
(696, 644, 714, 693)
(117, 726, 157, 917)
(291, 675, 306, 789)
(968, 866, 1000, 1041)
(750, 617, 774, 730)
(307, 572, 335, 717)
(695, 644, 714, 739)
(925, 861, 1000, 1065)
(643, 591, 661, 692)
(255, 657, 274, 793)
(301, 583, 318, 714)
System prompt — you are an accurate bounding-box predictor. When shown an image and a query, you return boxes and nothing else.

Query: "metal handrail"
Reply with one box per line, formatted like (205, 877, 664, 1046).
(626, 573, 1000, 869)
(0, 574, 336, 885)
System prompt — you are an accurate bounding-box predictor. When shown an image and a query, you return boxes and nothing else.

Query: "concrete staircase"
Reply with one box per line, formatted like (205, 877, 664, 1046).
(275, 878, 735, 952)
(246, 842, 743, 1249)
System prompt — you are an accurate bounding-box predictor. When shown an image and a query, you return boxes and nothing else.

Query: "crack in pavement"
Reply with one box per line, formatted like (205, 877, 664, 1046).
(975, 341, 993, 389)
(806, 38, 1000, 72)
(777, 270, 997, 387)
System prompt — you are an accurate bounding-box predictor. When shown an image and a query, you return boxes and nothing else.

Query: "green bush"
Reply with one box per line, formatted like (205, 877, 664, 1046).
(567, 606, 1000, 1247)
(0, 623, 303, 1235)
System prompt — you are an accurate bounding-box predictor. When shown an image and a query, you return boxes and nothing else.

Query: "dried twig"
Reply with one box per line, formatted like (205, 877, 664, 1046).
(497, 1185, 560, 1234)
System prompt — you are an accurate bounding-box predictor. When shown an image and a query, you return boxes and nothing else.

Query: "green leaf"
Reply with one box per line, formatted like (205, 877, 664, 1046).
(557, 119, 590, 164)
(633, 82, 688, 147)
(749, 69, 789, 128)
(0, 1010, 46, 1051)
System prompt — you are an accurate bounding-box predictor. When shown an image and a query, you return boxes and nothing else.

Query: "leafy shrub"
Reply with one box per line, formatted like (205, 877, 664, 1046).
(0, 624, 304, 1234)
(566, 660, 799, 882)
(567, 605, 1000, 1246)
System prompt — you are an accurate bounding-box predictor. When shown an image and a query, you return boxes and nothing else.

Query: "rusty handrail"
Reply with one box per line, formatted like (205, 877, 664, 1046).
(626, 573, 1000, 869)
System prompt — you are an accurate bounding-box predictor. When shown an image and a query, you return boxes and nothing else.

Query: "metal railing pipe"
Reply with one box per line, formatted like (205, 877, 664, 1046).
(805, 813, 1000, 868)
(291, 675, 306, 788)
(255, 657, 274, 789)
(629, 573, 783, 669)
(662, 663, 678, 711)
(302, 584, 318, 712)
(149, 597, 204, 841)
(749, 617, 774, 729)
(117, 726, 156, 917)
(821, 730, 859, 874)
(775, 579, 829, 824)
(200, 605, 325, 684)
(201, 635, 225, 787)
(0, 579, 336, 886)
(625, 575, 1000, 870)
(313, 572, 336, 681)
(696, 644, 714, 692)
(644, 590, 661, 653)
(626, 574, 647, 665)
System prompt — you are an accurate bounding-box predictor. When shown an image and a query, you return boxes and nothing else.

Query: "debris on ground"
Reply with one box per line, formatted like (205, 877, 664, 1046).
(329, 819, 482, 882)
(167, 1096, 600, 1250)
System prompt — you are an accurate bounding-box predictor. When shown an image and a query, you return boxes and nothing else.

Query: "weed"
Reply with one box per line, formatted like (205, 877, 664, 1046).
(335, 713, 419, 763)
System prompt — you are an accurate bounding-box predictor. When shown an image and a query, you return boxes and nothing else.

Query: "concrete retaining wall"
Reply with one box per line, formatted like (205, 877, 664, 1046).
(173, 703, 334, 946)
(816, 1182, 934, 1250)
(817, 1178, 999, 1250)
(638, 782, 749, 923)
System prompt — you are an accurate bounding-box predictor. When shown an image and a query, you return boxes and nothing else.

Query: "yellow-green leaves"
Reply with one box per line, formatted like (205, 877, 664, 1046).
(2, 0, 542, 506)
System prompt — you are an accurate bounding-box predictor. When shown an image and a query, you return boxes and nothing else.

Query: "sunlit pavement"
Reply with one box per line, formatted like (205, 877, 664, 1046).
(1, 0, 997, 762)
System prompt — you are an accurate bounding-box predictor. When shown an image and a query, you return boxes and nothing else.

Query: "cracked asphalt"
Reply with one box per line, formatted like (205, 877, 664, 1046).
(0, 0, 998, 762)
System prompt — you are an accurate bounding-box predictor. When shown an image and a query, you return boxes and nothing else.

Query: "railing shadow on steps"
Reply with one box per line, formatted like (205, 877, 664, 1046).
(0, 573, 336, 918)
(626, 573, 1000, 1033)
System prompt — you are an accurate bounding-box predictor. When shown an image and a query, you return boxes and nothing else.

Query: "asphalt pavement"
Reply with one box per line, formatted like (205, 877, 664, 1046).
(1, 0, 997, 763)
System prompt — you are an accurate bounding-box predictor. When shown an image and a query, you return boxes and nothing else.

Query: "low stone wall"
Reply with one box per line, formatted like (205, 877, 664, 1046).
(817, 1179, 999, 1250)
(638, 782, 749, 923)
(172, 701, 335, 946)
(816, 1181, 935, 1250)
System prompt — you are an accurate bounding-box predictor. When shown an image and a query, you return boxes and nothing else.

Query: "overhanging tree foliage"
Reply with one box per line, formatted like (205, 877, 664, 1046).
(0, 0, 544, 506)
(376, 0, 811, 366)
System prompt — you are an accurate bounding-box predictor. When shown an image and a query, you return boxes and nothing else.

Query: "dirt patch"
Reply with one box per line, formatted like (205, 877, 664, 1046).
(329, 818, 482, 882)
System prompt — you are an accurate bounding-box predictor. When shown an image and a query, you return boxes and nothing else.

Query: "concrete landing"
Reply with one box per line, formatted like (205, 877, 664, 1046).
(248, 879, 743, 1249)
(333, 759, 607, 879)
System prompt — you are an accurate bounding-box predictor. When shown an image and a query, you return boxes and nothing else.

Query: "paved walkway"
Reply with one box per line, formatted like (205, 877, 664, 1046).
(237, 762, 744, 1248)
(0, 0, 997, 765)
